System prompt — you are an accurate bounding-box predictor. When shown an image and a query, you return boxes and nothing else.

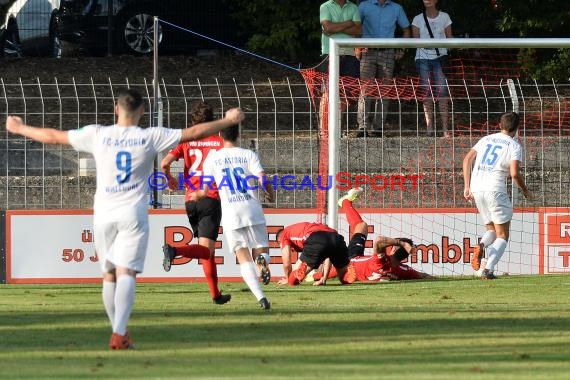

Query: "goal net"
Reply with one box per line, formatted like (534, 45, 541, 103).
(301, 37, 570, 277)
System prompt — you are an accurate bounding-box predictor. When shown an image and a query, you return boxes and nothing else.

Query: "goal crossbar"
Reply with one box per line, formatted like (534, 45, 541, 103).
(326, 37, 570, 229)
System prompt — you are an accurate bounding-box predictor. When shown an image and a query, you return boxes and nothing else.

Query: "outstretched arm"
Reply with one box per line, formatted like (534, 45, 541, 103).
(180, 108, 244, 142)
(6, 116, 70, 145)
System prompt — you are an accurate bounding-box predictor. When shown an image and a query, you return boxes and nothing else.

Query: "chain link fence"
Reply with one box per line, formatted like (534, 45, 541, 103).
(1, 77, 569, 210)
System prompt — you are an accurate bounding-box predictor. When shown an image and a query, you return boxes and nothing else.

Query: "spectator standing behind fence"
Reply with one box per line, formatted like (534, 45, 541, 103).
(356, 0, 411, 137)
(319, 0, 361, 135)
(462, 112, 534, 280)
(412, 0, 452, 137)
(320, 0, 362, 78)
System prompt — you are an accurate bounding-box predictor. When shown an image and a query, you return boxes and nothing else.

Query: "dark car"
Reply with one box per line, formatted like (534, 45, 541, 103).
(55, 0, 238, 55)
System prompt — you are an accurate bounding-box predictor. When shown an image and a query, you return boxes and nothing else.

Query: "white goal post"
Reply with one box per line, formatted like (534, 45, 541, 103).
(327, 37, 570, 229)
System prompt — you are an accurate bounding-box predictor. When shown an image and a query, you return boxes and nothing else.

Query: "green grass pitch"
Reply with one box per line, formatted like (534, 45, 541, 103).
(1, 276, 569, 379)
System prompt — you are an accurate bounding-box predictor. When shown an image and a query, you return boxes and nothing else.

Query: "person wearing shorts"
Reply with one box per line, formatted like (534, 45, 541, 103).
(276, 187, 368, 286)
(161, 101, 230, 305)
(5, 89, 244, 349)
(201, 123, 275, 310)
(463, 111, 533, 279)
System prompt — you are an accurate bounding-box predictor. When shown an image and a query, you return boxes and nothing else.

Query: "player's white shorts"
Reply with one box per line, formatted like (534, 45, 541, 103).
(473, 191, 513, 225)
(94, 219, 149, 273)
(225, 223, 269, 253)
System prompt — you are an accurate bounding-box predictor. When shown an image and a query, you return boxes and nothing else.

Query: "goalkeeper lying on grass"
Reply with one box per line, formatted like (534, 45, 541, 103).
(278, 187, 432, 286)
(311, 236, 434, 283)
(276, 187, 367, 286)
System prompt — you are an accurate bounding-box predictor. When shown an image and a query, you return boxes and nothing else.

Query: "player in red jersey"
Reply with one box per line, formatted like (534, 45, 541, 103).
(364, 236, 432, 280)
(276, 188, 369, 286)
(314, 237, 432, 282)
(161, 101, 231, 305)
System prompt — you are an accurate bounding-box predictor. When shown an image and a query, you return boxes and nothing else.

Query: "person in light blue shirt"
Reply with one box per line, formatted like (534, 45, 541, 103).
(319, 0, 362, 136)
(356, 0, 410, 137)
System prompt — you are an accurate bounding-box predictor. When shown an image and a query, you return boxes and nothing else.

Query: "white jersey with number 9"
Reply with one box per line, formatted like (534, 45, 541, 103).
(68, 124, 181, 224)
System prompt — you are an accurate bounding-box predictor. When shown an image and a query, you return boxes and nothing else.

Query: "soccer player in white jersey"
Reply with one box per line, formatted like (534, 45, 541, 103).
(201, 124, 275, 309)
(463, 112, 533, 279)
(5, 89, 244, 349)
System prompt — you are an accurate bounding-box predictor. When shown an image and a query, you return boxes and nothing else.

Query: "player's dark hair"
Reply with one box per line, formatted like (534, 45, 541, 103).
(190, 101, 214, 125)
(500, 111, 520, 133)
(116, 89, 143, 113)
(220, 124, 240, 142)
(393, 246, 409, 262)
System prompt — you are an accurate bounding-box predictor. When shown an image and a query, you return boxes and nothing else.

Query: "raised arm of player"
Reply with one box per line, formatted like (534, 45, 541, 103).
(462, 149, 477, 201)
(6, 116, 70, 145)
(180, 108, 244, 142)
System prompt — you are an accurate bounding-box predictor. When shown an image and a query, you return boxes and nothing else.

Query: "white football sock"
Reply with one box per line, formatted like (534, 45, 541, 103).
(485, 238, 508, 272)
(114, 274, 136, 336)
(480, 230, 497, 248)
(240, 262, 265, 301)
(102, 280, 116, 329)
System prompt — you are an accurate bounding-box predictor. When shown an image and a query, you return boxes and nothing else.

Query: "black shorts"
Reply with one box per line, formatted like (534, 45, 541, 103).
(347, 233, 366, 259)
(300, 231, 350, 270)
(185, 197, 222, 241)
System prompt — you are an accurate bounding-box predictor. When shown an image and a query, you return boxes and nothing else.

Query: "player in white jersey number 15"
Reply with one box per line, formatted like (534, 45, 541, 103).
(463, 111, 534, 280)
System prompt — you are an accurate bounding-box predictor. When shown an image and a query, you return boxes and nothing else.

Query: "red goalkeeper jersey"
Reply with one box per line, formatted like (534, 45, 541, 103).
(279, 222, 337, 252)
(351, 253, 423, 281)
(169, 135, 223, 202)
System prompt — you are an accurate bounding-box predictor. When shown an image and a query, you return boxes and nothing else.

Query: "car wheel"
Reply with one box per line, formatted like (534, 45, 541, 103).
(1, 22, 22, 57)
(117, 11, 163, 55)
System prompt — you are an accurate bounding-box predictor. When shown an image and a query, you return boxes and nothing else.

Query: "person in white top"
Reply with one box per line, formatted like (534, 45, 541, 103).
(201, 124, 275, 310)
(5, 89, 244, 349)
(463, 112, 533, 279)
(412, 0, 452, 137)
